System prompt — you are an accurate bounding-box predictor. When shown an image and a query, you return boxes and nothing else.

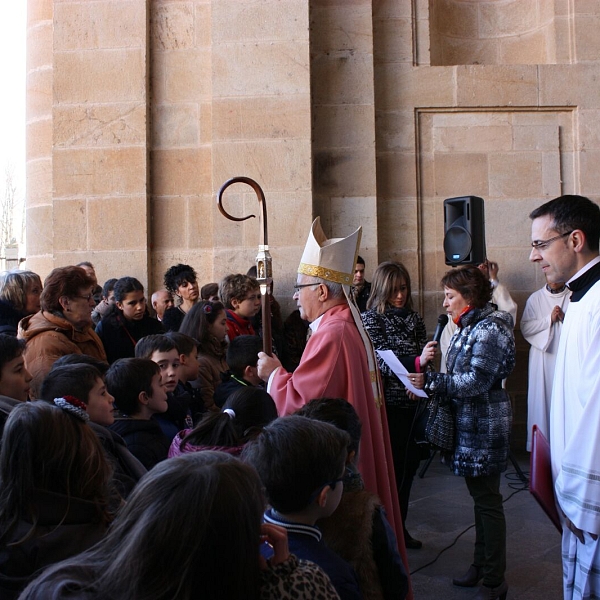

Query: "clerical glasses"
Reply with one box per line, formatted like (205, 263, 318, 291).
(530, 231, 573, 250)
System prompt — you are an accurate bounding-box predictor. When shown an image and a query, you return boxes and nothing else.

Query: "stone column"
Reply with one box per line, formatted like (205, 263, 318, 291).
(210, 0, 314, 310)
(26, 0, 54, 275)
(28, 0, 151, 288)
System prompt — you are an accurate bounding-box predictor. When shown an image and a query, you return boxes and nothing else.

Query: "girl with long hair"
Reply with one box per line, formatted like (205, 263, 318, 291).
(0, 400, 113, 599)
(169, 386, 278, 457)
(361, 261, 437, 550)
(95, 277, 163, 364)
(20, 452, 340, 600)
(179, 300, 229, 412)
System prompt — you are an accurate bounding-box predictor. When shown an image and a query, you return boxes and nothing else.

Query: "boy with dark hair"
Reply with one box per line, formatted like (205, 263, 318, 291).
(41, 364, 114, 427)
(214, 335, 263, 408)
(0, 335, 32, 438)
(243, 415, 361, 600)
(164, 331, 205, 422)
(0, 335, 32, 404)
(297, 398, 408, 600)
(135, 334, 193, 439)
(41, 362, 146, 498)
(106, 357, 170, 470)
(218, 274, 261, 340)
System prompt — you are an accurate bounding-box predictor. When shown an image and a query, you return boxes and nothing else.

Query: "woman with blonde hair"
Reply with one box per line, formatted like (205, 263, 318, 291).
(0, 270, 42, 336)
(362, 261, 436, 550)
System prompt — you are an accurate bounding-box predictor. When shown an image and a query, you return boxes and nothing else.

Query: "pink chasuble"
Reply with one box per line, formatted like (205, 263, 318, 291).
(269, 304, 411, 592)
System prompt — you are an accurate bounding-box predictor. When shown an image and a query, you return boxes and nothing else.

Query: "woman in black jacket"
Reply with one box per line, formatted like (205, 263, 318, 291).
(95, 277, 163, 364)
(361, 261, 436, 550)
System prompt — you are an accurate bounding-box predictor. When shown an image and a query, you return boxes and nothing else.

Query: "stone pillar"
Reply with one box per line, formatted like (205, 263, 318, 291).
(210, 0, 314, 310)
(26, 0, 54, 275)
(26, 0, 151, 288)
(311, 0, 379, 269)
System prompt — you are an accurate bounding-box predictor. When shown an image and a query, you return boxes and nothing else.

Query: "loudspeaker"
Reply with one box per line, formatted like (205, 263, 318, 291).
(443, 196, 486, 265)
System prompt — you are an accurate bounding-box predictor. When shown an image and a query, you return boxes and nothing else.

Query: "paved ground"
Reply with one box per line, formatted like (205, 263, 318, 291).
(406, 452, 563, 599)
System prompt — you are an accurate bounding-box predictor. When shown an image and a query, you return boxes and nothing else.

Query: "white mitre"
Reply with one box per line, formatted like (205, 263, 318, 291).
(297, 217, 361, 286)
(297, 217, 383, 408)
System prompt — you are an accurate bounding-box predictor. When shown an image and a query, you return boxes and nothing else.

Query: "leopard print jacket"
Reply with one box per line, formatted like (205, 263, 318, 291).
(260, 554, 340, 599)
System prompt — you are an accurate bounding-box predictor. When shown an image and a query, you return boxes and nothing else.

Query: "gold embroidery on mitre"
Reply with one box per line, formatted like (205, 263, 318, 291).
(298, 263, 353, 285)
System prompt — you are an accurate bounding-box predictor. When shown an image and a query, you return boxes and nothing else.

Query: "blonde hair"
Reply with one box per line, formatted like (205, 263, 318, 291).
(0, 270, 42, 313)
(367, 261, 413, 313)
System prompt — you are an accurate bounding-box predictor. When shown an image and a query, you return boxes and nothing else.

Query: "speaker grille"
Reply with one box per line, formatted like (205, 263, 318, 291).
(443, 226, 472, 263)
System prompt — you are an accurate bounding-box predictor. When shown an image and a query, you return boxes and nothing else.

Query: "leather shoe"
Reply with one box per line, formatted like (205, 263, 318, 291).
(403, 532, 423, 550)
(452, 564, 482, 587)
(473, 580, 508, 600)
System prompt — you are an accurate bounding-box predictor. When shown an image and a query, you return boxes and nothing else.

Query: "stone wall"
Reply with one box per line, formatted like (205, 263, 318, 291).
(26, 0, 600, 449)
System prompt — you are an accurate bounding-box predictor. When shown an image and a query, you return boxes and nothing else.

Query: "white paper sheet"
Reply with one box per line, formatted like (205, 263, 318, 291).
(376, 349, 428, 398)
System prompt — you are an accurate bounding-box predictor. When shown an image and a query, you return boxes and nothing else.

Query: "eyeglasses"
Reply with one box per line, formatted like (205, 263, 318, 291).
(531, 231, 573, 250)
(74, 293, 94, 301)
(293, 283, 319, 293)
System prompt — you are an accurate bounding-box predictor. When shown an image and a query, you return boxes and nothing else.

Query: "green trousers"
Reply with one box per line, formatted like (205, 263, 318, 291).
(465, 473, 506, 587)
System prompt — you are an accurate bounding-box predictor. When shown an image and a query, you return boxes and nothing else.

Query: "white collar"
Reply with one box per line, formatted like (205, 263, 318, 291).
(309, 313, 324, 333)
(567, 255, 600, 285)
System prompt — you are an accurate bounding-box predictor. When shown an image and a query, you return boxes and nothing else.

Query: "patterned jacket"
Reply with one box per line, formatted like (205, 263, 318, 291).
(362, 307, 427, 407)
(424, 304, 515, 477)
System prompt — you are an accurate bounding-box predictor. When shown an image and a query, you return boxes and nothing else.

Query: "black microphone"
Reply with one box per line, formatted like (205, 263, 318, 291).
(433, 314, 449, 345)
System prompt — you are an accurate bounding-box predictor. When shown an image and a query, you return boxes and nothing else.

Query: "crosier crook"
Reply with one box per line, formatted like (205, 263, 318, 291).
(217, 177, 273, 356)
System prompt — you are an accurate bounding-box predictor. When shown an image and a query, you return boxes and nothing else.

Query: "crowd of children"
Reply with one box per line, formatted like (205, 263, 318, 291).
(0, 261, 409, 599)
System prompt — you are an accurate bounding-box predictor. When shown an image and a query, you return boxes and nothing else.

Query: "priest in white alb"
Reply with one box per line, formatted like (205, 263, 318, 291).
(520, 279, 570, 451)
(529, 194, 600, 600)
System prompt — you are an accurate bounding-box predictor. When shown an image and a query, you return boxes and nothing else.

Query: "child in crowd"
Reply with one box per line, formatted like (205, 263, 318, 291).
(20, 452, 340, 600)
(214, 334, 264, 408)
(0, 335, 32, 438)
(41, 364, 114, 426)
(164, 331, 205, 422)
(162, 263, 200, 332)
(219, 273, 262, 340)
(0, 335, 31, 403)
(297, 398, 408, 600)
(40, 362, 146, 498)
(106, 358, 171, 470)
(135, 334, 193, 439)
(180, 301, 229, 411)
(96, 277, 163, 364)
(169, 387, 278, 458)
(200, 282, 219, 302)
(92, 278, 117, 326)
(0, 401, 112, 600)
(243, 415, 362, 600)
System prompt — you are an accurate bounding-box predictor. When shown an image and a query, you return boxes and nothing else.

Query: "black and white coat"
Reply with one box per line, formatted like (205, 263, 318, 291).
(362, 307, 427, 408)
(425, 304, 515, 478)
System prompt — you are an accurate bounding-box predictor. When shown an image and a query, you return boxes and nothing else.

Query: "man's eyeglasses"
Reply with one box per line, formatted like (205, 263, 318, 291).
(293, 283, 318, 293)
(531, 231, 573, 251)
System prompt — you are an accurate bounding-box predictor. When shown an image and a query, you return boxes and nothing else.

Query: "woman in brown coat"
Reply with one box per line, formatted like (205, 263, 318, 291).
(18, 266, 107, 398)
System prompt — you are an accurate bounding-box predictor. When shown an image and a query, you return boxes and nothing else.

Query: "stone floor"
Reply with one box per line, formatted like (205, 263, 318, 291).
(405, 452, 563, 600)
